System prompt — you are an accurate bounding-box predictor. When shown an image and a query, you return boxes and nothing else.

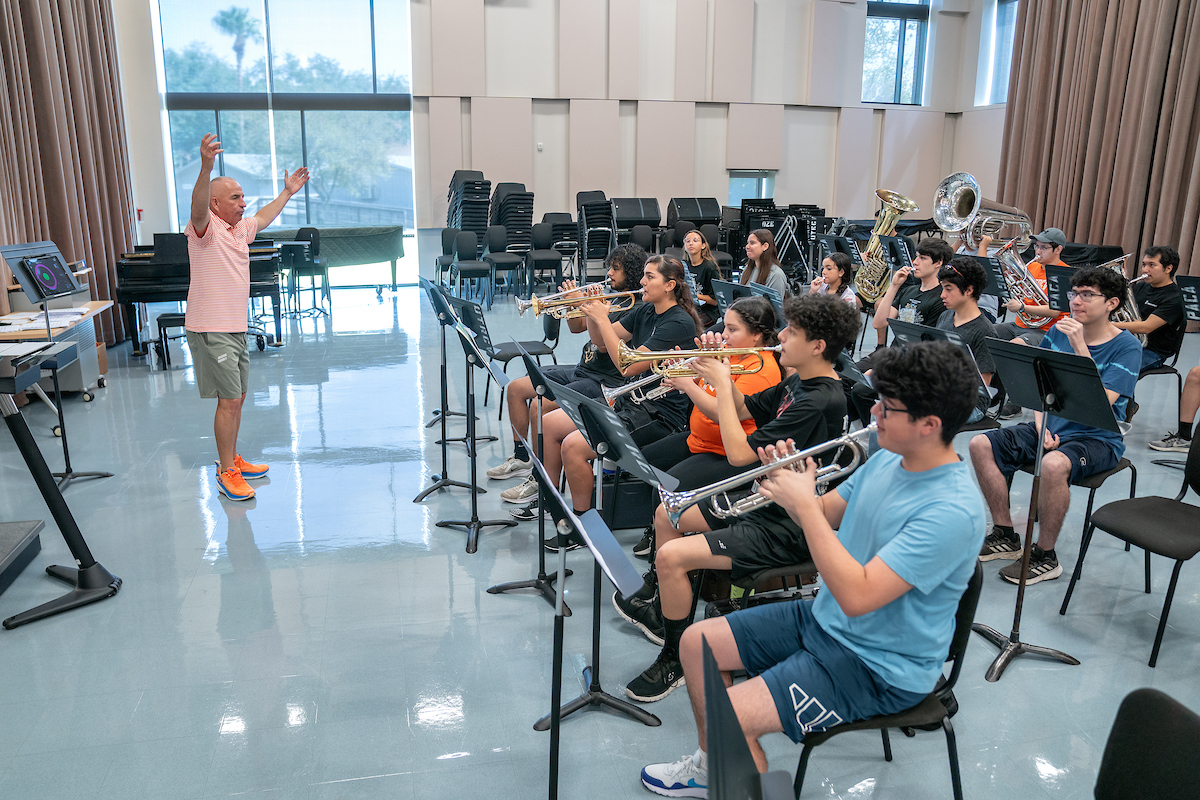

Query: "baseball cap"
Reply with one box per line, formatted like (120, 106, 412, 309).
(1031, 228, 1067, 247)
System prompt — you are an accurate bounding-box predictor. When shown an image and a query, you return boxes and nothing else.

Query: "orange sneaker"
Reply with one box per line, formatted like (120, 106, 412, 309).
(216, 468, 255, 501)
(214, 455, 269, 479)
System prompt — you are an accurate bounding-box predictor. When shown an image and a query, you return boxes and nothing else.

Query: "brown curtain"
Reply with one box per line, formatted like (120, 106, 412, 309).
(0, 0, 134, 344)
(998, 0, 1200, 280)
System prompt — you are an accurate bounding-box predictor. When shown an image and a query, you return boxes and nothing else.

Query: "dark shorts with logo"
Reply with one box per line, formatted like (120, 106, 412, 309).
(541, 364, 603, 400)
(703, 503, 810, 586)
(984, 421, 1118, 485)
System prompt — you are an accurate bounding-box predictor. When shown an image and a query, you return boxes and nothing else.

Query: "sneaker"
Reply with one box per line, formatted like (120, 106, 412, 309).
(612, 590, 665, 646)
(626, 649, 686, 702)
(703, 596, 749, 618)
(998, 545, 1062, 585)
(213, 455, 269, 479)
(216, 468, 255, 501)
(510, 500, 540, 521)
(998, 401, 1023, 420)
(1125, 400, 1139, 424)
(633, 525, 654, 558)
(641, 749, 707, 798)
(979, 526, 1022, 561)
(1149, 433, 1191, 452)
(486, 456, 531, 480)
(543, 532, 585, 552)
(500, 476, 538, 504)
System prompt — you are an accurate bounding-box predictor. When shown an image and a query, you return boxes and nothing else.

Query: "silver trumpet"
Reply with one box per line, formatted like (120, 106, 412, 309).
(658, 424, 875, 527)
(601, 361, 694, 407)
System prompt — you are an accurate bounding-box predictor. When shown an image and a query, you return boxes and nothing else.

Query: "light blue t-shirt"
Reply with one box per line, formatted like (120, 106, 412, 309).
(813, 450, 985, 694)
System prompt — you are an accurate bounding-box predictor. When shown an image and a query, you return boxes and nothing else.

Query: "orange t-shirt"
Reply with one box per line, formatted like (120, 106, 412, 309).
(686, 352, 783, 456)
(1016, 260, 1069, 331)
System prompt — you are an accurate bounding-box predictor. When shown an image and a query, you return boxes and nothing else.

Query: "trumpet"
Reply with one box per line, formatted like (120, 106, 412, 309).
(601, 362, 694, 407)
(658, 425, 874, 527)
(517, 281, 611, 316)
(614, 341, 781, 377)
(517, 287, 642, 319)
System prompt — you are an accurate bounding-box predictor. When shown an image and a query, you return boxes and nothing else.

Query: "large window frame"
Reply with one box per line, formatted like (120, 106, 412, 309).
(987, 0, 1019, 105)
(862, 1, 929, 106)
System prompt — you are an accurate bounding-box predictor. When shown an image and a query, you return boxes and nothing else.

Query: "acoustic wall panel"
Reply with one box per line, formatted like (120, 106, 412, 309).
(712, 0, 753, 102)
(569, 100, 622, 204)
(674, 0, 708, 102)
(726, 103, 783, 170)
(635, 101, 696, 205)
(878, 109, 947, 216)
(694, 103, 729, 202)
(560, 0, 608, 99)
(608, 0, 640, 100)
(809, 0, 867, 108)
(431, 0, 485, 97)
(774, 105, 839, 212)
(486, 0, 557, 99)
(952, 107, 1006, 196)
(410, 0, 433, 97)
(470, 97, 534, 189)
(833, 106, 876, 218)
(533, 100, 570, 220)
(428, 97, 465, 225)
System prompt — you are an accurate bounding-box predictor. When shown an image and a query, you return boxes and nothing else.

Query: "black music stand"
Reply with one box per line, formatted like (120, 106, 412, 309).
(526, 450, 643, 799)
(971, 339, 1120, 680)
(413, 278, 481, 502)
(486, 346, 572, 614)
(702, 636, 794, 800)
(532, 382, 676, 731)
(1044, 264, 1075, 312)
(434, 321, 517, 553)
(967, 255, 1011, 301)
(442, 295, 499, 448)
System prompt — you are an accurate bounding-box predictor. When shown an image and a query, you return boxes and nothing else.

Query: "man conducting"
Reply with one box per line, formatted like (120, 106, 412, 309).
(186, 133, 309, 501)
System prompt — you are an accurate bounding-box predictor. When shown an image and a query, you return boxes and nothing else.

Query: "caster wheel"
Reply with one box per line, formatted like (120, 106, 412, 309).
(82, 391, 94, 402)
(52, 425, 61, 437)
(256, 335, 266, 351)
(97, 376, 107, 388)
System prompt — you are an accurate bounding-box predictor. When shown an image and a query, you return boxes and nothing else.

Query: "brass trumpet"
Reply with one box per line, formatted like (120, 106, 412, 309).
(614, 341, 782, 377)
(517, 287, 642, 319)
(517, 281, 610, 316)
(658, 425, 874, 527)
(601, 361, 695, 407)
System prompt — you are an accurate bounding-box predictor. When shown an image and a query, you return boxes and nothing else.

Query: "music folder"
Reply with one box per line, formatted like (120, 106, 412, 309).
(1043, 264, 1075, 312)
(967, 255, 1011, 301)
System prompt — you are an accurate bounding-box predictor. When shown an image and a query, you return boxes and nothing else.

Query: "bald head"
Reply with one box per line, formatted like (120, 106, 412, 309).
(210, 177, 246, 227)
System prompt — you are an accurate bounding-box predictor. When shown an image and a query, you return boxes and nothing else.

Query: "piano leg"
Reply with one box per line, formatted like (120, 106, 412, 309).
(271, 287, 283, 345)
(125, 302, 145, 356)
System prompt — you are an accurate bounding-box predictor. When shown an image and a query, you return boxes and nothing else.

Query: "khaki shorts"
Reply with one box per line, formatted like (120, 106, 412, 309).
(186, 331, 249, 399)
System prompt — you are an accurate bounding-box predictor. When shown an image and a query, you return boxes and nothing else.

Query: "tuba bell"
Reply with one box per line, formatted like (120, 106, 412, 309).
(853, 189, 921, 304)
(933, 172, 1032, 253)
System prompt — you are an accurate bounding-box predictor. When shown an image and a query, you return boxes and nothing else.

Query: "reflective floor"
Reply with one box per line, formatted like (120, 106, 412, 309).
(1, 260, 1198, 798)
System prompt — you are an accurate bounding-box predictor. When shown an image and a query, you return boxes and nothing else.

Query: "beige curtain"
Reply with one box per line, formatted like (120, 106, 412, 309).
(998, 0, 1200, 280)
(0, 0, 134, 343)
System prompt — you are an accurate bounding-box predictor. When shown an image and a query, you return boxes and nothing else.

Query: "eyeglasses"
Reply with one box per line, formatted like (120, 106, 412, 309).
(876, 401, 915, 420)
(1033, 243, 1055, 252)
(1067, 290, 1106, 302)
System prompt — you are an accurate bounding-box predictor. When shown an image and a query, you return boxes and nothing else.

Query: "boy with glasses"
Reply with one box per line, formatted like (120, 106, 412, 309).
(970, 267, 1141, 585)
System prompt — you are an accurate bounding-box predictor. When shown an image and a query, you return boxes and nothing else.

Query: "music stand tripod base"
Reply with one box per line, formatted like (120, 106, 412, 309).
(971, 622, 1080, 682)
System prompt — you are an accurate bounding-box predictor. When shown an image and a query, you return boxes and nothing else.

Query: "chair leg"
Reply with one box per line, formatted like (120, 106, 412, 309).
(1059, 522, 1096, 615)
(1149, 560, 1186, 668)
(1145, 549, 1152, 593)
(880, 728, 893, 761)
(793, 745, 813, 799)
(943, 717, 964, 800)
(687, 570, 705, 624)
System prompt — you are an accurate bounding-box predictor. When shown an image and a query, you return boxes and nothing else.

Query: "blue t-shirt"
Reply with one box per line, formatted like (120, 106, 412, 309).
(1038, 326, 1141, 457)
(814, 451, 985, 694)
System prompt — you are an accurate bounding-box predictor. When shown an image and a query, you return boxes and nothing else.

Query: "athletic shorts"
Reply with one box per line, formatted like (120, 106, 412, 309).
(704, 504, 810, 586)
(992, 322, 1046, 346)
(727, 600, 926, 742)
(186, 331, 249, 399)
(541, 364, 603, 400)
(983, 421, 1118, 485)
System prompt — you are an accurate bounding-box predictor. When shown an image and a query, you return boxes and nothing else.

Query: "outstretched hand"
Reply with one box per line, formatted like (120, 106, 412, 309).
(283, 167, 310, 195)
(200, 133, 223, 170)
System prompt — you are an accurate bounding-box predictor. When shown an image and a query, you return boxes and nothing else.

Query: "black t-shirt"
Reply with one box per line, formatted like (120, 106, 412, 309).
(742, 374, 848, 453)
(895, 283, 945, 327)
(1134, 280, 1186, 357)
(618, 302, 701, 429)
(689, 258, 721, 326)
(937, 310, 995, 414)
(574, 304, 638, 386)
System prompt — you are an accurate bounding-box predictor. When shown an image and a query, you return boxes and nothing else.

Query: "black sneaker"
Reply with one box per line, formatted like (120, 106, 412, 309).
(633, 525, 654, 559)
(979, 526, 1022, 561)
(612, 591, 665, 646)
(625, 649, 686, 702)
(998, 545, 1062, 585)
(704, 596, 749, 618)
(998, 401, 1023, 420)
(510, 500, 540, 521)
(543, 532, 585, 552)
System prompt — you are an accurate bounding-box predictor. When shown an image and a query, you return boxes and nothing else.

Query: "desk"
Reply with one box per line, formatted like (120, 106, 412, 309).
(0, 301, 110, 397)
(0, 520, 43, 598)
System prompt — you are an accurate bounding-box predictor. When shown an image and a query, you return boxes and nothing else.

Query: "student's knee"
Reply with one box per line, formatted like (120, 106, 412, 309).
(968, 434, 993, 463)
(653, 505, 676, 538)
(1041, 450, 1073, 483)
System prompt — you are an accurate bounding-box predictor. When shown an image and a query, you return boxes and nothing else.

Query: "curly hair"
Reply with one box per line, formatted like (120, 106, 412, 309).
(648, 255, 704, 337)
(728, 296, 780, 348)
(1071, 265, 1126, 302)
(782, 293, 860, 363)
(939, 255, 988, 300)
(605, 243, 647, 291)
(872, 341, 977, 444)
(917, 238, 955, 268)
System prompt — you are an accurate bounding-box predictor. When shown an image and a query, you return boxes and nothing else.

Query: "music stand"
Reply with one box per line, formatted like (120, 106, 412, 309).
(1043, 264, 1075, 312)
(887, 319, 991, 403)
(413, 278, 480, 501)
(533, 381, 676, 731)
(486, 346, 573, 615)
(443, 295, 500, 448)
(712, 279, 752, 316)
(746, 282, 785, 324)
(434, 320, 517, 553)
(815, 234, 865, 266)
(967, 255, 1011, 301)
(972, 338, 1120, 681)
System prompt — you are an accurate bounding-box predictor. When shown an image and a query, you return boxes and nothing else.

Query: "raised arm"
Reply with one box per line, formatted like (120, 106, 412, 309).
(253, 167, 311, 231)
(872, 266, 910, 330)
(189, 134, 222, 236)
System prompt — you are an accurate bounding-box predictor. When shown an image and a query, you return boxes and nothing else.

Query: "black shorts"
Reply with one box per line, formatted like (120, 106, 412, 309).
(704, 503, 810, 586)
(984, 422, 1118, 485)
(541, 364, 603, 400)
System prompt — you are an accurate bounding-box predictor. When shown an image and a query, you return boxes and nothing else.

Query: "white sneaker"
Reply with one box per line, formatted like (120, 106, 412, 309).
(500, 475, 538, 504)
(486, 456, 532, 480)
(641, 749, 708, 798)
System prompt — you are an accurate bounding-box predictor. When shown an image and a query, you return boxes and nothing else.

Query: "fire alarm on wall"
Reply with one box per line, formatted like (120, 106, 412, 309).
(136, 208, 143, 221)
(537, 143, 543, 152)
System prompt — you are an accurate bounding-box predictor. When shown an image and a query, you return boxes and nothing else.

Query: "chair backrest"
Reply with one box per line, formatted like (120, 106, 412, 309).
(630, 225, 654, 252)
(700, 223, 721, 251)
(453, 230, 478, 261)
(297, 227, 320, 257)
(577, 190, 606, 208)
(674, 220, 697, 243)
(1094, 688, 1200, 800)
(484, 225, 507, 254)
(441, 227, 460, 255)
(531, 222, 553, 250)
(542, 212, 573, 225)
(942, 560, 984, 692)
(542, 312, 561, 345)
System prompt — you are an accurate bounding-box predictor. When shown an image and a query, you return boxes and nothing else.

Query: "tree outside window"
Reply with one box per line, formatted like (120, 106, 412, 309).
(862, 1, 928, 105)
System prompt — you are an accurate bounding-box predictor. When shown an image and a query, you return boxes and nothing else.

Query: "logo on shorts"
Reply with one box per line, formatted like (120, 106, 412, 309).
(217, 353, 228, 363)
(716, 539, 727, 550)
(789, 684, 844, 734)
(1079, 456, 1086, 467)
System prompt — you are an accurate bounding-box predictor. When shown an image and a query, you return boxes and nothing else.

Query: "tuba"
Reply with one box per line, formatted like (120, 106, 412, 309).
(993, 237, 1050, 327)
(933, 172, 1032, 253)
(1100, 254, 1146, 345)
(854, 190, 920, 304)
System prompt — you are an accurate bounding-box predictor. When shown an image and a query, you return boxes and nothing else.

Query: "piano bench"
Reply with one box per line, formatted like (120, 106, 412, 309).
(156, 313, 187, 369)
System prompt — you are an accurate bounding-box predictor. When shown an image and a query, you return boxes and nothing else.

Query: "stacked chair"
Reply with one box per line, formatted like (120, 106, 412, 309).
(447, 170, 491, 257)
(577, 191, 617, 283)
(489, 183, 535, 256)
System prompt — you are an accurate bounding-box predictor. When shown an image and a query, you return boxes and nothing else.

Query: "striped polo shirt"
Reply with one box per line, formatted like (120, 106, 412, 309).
(184, 211, 260, 333)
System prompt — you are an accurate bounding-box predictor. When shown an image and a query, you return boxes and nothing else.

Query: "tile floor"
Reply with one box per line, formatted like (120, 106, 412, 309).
(1, 257, 1198, 799)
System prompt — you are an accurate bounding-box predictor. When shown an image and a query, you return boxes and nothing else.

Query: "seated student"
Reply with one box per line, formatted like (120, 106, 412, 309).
(1150, 364, 1200, 452)
(1112, 245, 1186, 371)
(740, 228, 789, 298)
(512, 256, 703, 545)
(615, 295, 859, 703)
(935, 256, 996, 423)
(637, 342, 983, 796)
(682, 229, 722, 328)
(970, 266, 1141, 585)
(488, 245, 647, 482)
(986, 228, 1070, 346)
(860, 238, 952, 360)
(809, 252, 859, 307)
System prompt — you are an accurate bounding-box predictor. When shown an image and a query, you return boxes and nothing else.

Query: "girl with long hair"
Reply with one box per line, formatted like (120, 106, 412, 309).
(682, 229, 721, 327)
(740, 228, 788, 297)
(810, 252, 859, 307)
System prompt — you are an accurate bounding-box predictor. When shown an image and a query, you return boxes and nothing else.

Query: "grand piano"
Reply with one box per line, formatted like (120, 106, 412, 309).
(115, 233, 284, 355)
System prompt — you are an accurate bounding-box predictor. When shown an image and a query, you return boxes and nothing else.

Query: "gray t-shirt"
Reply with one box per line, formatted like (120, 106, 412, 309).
(936, 309, 995, 414)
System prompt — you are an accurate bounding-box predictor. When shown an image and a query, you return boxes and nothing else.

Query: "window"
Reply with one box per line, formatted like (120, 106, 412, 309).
(729, 171, 775, 208)
(988, 0, 1018, 105)
(862, 1, 928, 105)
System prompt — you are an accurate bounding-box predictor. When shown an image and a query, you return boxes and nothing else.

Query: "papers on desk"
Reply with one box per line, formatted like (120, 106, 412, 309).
(0, 342, 53, 358)
(0, 307, 90, 331)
